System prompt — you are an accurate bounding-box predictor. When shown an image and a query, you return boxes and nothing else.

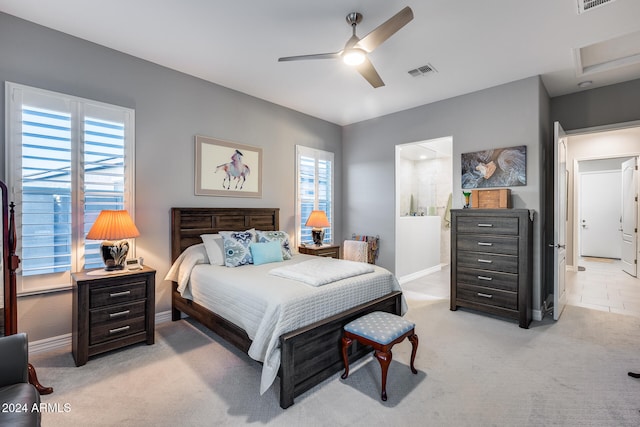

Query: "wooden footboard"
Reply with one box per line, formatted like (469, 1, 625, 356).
(173, 284, 402, 409)
(279, 290, 403, 409)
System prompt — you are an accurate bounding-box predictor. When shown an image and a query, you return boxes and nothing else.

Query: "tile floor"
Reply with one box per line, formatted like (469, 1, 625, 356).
(401, 258, 640, 318)
(567, 257, 640, 317)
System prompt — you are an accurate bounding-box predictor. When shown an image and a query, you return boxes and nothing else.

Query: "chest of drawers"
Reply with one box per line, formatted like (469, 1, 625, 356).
(450, 209, 533, 328)
(72, 266, 156, 366)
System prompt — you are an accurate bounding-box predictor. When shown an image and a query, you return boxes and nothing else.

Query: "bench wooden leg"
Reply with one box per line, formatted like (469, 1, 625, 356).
(341, 336, 353, 379)
(408, 333, 419, 374)
(374, 349, 392, 401)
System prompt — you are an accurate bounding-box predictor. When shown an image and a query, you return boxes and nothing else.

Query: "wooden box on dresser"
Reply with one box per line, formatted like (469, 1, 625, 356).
(450, 209, 533, 328)
(72, 266, 156, 366)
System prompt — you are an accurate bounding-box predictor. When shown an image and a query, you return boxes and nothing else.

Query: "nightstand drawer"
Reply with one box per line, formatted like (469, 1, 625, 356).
(90, 281, 147, 308)
(456, 216, 519, 235)
(456, 235, 518, 255)
(456, 251, 518, 274)
(457, 283, 517, 310)
(90, 300, 146, 326)
(72, 267, 156, 366)
(90, 317, 146, 346)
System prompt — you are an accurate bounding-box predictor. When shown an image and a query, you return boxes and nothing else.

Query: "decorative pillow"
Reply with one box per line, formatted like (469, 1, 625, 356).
(250, 241, 283, 266)
(256, 230, 292, 260)
(200, 234, 225, 266)
(220, 231, 254, 267)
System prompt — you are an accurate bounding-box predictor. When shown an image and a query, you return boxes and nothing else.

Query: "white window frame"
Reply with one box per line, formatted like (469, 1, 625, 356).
(295, 145, 334, 246)
(5, 82, 135, 295)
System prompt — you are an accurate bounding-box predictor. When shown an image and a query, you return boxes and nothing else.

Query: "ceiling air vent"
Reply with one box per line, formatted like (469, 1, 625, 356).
(577, 0, 616, 14)
(408, 63, 437, 77)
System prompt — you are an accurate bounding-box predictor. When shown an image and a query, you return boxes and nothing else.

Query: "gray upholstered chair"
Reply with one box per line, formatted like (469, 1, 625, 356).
(0, 333, 41, 426)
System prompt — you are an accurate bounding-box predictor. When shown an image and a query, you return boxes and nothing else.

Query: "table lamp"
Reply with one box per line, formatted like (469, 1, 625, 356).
(86, 210, 140, 271)
(305, 210, 330, 246)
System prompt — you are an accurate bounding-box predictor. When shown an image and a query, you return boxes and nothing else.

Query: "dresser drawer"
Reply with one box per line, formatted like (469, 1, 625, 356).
(456, 267, 518, 292)
(457, 251, 518, 274)
(90, 281, 147, 308)
(90, 317, 146, 346)
(457, 283, 517, 310)
(90, 300, 146, 326)
(456, 216, 519, 235)
(457, 235, 518, 256)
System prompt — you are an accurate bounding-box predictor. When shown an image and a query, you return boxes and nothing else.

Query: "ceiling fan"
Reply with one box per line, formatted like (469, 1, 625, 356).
(278, 6, 414, 88)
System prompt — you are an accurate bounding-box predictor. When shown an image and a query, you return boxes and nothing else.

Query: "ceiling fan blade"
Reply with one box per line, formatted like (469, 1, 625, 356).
(356, 6, 414, 53)
(355, 57, 385, 88)
(278, 52, 341, 62)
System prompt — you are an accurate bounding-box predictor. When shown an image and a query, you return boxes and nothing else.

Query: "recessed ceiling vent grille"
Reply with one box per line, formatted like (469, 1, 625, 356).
(408, 63, 437, 77)
(577, 0, 616, 14)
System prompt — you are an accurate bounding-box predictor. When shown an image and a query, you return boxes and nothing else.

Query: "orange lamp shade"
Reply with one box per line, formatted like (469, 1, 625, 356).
(87, 210, 140, 241)
(304, 210, 330, 228)
(86, 210, 140, 270)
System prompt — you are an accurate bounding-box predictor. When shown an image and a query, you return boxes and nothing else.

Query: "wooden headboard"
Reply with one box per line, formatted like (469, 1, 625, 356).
(171, 207, 280, 262)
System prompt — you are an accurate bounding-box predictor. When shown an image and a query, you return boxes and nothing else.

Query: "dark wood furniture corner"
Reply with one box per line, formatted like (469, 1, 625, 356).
(72, 266, 156, 366)
(450, 209, 533, 328)
(298, 244, 340, 259)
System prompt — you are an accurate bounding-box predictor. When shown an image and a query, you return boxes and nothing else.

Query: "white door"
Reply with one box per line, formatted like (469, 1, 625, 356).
(579, 171, 622, 258)
(553, 122, 568, 321)
(621, 157, 638, 277)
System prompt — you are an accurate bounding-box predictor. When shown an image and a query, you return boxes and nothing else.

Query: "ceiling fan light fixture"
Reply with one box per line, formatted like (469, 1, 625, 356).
(342, 48, 366, 66)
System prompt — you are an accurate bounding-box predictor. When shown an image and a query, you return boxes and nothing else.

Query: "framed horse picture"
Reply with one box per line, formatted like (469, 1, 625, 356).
(195, 135, 263, 197)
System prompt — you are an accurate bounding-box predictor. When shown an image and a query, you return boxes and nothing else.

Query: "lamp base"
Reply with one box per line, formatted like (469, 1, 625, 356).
(311, 228, 325, 246)
(100, 240, 130, 271)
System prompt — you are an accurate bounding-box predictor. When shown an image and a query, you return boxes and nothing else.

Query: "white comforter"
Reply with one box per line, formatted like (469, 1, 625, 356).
(165, 244, 406, 394)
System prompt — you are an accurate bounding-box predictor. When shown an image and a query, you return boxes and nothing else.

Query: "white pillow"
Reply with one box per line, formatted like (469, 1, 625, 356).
(200, 234, 225, 266)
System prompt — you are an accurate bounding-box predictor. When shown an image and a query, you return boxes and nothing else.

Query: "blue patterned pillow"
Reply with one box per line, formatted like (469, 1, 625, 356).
(256, 230, 292, 260)
(220, 231, 254, 267)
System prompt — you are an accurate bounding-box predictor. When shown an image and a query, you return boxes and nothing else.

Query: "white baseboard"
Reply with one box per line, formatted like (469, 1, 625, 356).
(29, 333, 72, 354)
(28, 310, 173, 355)
(398, 264, 445, 285)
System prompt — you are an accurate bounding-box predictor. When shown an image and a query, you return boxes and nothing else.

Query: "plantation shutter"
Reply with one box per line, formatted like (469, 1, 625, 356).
(6, 82, 135, 294)
(296, 145, 334, 245)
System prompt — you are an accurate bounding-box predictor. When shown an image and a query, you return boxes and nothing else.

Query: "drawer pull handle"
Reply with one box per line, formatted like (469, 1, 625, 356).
(109, 325, 130, 335)
(477, 275, 493, 281)
(477, 292, 493, 299)
(109, 290, 131, 298)
(477, 259, 492, 264)
(109, 310, 130, 319)
(477, 223, 493, 227)
(477, 242, 493, 246)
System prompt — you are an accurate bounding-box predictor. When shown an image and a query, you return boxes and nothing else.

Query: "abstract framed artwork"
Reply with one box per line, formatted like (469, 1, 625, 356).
(195, 135, 263, 197)
(461, 145, 526, 189)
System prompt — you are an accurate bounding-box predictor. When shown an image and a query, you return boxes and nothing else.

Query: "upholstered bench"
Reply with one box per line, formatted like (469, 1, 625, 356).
(341, 311, 418, 401)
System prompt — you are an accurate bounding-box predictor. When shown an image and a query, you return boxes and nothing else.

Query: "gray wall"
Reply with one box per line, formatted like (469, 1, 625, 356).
(0, 13, 342, 341)
(551, 79, 640, 131)
(343, 76, 547, 311)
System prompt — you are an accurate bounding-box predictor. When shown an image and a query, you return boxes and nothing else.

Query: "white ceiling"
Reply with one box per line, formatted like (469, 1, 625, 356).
(2, 0, 640, 126)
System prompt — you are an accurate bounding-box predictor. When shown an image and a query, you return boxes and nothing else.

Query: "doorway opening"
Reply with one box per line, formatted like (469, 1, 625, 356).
(567, 126, 640, 277)
(563, 124, 640, 317)
(394, 137, 452, 283)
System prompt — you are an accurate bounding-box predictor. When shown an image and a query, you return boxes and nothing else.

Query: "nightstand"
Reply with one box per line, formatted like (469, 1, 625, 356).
(298, 244, 340, 259)
(72, 266, 156, 366)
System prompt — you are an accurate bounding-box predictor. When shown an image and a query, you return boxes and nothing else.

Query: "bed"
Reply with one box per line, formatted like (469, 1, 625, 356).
(169, 207, 404, 408)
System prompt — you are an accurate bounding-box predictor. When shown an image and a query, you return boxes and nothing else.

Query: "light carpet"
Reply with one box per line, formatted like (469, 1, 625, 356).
(30, 298, 640, 426)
